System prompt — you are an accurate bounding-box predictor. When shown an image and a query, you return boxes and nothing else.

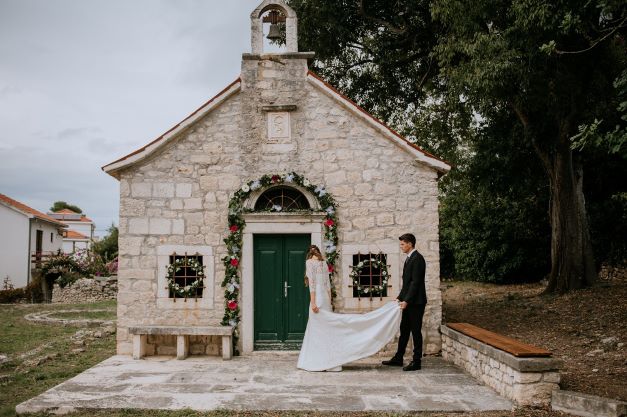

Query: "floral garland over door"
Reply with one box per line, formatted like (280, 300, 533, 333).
(221, 172, 339, 354)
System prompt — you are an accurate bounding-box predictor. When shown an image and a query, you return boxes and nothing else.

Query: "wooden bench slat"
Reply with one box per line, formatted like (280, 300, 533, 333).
(447, 323, 551, 357)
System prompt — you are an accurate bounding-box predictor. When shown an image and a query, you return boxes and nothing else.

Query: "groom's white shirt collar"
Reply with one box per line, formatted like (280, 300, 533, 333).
(406, 248, 417, 259)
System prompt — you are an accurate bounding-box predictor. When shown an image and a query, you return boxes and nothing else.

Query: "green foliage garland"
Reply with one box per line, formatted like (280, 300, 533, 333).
(349, 257, 390, 296)
(221, 172, 339, 354)
(165, 257, 205, 298)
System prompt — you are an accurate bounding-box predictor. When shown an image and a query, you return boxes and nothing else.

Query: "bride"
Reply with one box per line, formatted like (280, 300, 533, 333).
(297, 245, 402, 372)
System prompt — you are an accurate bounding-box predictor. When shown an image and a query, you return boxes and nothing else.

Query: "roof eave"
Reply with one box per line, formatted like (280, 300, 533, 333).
(102, 78, 242, 180)
(306, 72, 451, 174)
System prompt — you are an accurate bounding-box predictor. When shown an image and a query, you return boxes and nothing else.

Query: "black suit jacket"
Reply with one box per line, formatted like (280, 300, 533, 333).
(397, 250, 427, 305)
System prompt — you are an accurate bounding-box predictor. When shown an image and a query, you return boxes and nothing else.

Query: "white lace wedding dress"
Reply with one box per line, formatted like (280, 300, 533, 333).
(297, 258, 402, 371)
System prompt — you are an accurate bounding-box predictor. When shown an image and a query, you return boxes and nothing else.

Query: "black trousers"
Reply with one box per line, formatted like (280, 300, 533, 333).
(395, 303, 426, 362)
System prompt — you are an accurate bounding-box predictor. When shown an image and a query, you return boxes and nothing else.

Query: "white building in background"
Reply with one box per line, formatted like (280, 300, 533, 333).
(0, 193, 66, 288)
(47, 209, 96, 253)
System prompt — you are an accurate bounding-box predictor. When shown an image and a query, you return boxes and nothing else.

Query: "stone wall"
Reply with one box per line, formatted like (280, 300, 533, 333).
(52, 277, 117, 303)
(115, 53, 444, 356)
(441, 325, 562, 406)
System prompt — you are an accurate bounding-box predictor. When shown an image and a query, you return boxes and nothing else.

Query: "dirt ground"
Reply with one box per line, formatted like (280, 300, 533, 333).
(441, 277, 627, 401)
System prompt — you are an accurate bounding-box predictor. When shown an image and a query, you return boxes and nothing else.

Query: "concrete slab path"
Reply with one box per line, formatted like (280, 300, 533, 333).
(16, 353, 512, 414)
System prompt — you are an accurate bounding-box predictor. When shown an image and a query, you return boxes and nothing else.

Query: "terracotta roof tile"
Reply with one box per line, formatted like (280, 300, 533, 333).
(63, 229, 89, 239)
(0, 193, 67, 227)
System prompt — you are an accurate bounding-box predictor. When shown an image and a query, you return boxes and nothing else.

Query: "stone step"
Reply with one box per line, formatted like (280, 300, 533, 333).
(552, 390, 627, 417)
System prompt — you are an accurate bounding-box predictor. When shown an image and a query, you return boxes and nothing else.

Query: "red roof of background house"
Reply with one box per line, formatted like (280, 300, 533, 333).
(0, 193, 67, 227)
(54, 208, 78, 214)
(51, 208, 94, 223)
(63, 229, 89, 239)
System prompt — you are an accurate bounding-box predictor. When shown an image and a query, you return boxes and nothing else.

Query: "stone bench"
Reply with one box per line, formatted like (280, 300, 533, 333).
(441, 323, 562, 406)
(129, 325, 234, 360)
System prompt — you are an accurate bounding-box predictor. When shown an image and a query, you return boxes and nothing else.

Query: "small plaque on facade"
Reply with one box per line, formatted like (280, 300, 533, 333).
(267, 112, 291, 143)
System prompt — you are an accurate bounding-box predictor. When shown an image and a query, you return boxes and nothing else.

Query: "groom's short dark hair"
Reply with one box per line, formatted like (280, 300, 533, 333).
(399, 233, 416, 247)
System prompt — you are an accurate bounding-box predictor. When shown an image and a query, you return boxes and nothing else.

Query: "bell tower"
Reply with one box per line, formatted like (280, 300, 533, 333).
(240, 0, 315, 166)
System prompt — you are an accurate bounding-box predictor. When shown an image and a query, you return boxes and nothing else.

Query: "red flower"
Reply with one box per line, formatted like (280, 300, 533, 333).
(271, 175, 280, 183)
(230, 258, 239, 267)
(229, 225, 239, 233)
(324, 218, 335, 227)
(328, 264, 334, 273)
(228, 301, 238, 310)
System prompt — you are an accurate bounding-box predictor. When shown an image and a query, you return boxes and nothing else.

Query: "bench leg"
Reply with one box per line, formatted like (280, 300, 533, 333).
(132, 334, 147, 359)
(222, 335, 232, 360)
(177, 335, 189, 360)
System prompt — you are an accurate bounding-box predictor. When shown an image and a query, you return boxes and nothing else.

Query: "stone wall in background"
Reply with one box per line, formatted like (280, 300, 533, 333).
(52, 277, 117, 303)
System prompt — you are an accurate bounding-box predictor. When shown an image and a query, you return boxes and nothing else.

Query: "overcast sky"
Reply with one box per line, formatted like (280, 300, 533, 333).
(0, 0, 269, 236)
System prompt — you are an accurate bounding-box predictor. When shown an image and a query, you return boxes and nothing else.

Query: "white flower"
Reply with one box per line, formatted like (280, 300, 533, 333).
(241, 184, 250, 192)
(232, 246, 240, 253)
(251, 180, 261, 190)
(230, 280, 240, 289)
(303, 179, 310, 187)
(184, 285, 191, 291)
(229, 320, 237, 327)
(325, 206, 335, 214)
(318, 188, 326, 197)
(285, 173, 295, 183)
(272, 204, 282, 212)
(364, 287, 369, 293)
(227, 284, 235, 293)
(357, 262, 364, 268)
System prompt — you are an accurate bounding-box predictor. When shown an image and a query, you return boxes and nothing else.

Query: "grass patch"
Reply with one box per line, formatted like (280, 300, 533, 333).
(0, 300, 116, 417)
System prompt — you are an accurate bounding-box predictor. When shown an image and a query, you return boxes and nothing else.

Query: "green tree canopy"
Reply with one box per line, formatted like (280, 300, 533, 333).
(91, 223, 118, 262)
(287, 0, 626, 291)
(50, 201, 83, 214)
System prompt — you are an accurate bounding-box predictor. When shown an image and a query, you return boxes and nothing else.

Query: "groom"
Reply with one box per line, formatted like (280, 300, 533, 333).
(382, 233, 427, 371)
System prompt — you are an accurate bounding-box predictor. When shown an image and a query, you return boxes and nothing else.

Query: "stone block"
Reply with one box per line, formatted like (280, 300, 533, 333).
(149, 218, 170, 235)
(552, 390, 627, 417)
(184, 198, 203, 210)
(121, 199, 146, 216)
(376, 213, 394, 226)
(512, 382, 556, 406)
(153, 183, 175, 198)
(131, 182, 152, 197)
(176, 183, 192, 198)
(118, 237, 144, 256)
(172, 219, 184, 235)
(128, 218, 149, 234)
(170, 199, 183, 210)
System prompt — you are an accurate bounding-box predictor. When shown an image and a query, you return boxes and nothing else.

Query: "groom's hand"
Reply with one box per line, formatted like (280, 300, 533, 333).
(399, 301, 408, 310)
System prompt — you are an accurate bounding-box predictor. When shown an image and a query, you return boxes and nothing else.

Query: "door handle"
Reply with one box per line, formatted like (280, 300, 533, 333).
(284, 281, 291, 298)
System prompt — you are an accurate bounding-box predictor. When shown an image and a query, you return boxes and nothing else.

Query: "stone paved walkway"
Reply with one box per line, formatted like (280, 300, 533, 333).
(16, 353, 512, 414)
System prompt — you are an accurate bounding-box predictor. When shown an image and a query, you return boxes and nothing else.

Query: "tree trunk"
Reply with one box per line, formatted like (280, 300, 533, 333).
(543, 138, 597, 294)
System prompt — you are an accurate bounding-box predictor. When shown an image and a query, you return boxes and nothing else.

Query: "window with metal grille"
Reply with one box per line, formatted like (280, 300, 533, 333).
(352, 253, 389, 298)
(254, 186, 310, 211)
(168, 254, 204, 299)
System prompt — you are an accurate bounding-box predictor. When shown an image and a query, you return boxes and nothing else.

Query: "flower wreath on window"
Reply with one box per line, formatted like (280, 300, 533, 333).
(222, 172, 338, 355)
(350, 257, 389, 296)
(166, 257, 205, 298)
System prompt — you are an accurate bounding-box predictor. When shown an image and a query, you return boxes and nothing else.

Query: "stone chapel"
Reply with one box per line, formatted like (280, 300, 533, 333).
(103, 0, 450, 358)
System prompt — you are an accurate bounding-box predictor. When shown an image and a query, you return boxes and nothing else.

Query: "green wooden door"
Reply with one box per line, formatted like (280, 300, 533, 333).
(254, 234, 310, 350)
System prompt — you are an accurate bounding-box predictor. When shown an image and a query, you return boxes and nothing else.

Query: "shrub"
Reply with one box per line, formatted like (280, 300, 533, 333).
(0, 287, 26, 303)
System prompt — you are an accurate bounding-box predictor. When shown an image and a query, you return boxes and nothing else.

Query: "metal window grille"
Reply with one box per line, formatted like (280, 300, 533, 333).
(254, 186, 310, 211)
(168, 253, 204, 300)
(351, 252, 389, 300)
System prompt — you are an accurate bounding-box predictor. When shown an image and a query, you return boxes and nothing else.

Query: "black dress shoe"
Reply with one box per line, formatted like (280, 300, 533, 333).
(382, 358, 403, 366)
(402, 361, 421, 371)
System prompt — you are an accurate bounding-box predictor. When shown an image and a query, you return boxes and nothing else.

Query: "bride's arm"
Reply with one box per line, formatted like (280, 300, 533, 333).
(305, 260, 319, 313)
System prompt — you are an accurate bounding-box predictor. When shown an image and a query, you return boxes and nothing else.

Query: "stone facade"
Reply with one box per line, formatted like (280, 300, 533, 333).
(104, 0, 450, 357)
(441, 325, 562, 406)
(52, 277, 117, 303)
